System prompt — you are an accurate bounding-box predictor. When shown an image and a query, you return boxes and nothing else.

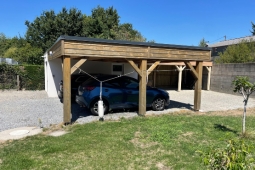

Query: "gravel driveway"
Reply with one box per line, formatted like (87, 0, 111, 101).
(1, 90, 255, 132)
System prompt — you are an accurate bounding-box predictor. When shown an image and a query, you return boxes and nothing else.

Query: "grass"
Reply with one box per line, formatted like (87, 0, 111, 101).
(1, 109, 255, 169)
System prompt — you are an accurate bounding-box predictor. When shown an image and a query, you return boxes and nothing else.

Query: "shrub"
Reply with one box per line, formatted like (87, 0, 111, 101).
(197, 139, 254, 169)
(0, 63, 44, 90)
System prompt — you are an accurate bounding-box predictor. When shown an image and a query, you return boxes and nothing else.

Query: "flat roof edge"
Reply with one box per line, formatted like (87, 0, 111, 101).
(50, 35, 211, 51)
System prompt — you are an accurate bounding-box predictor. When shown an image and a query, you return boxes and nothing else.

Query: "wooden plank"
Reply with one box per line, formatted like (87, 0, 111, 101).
(65, 42, 148, 53)
(63, 41, 211, 61)
(63, 56, 71, 123)
(147, 61, 160, 76)
(156, 61, 212, 66)
(126, 60, 142, 76)
(184, 61, 198, 79)
(71, 59, 87, 74)
(65, 49, 147, 58)
(194, 61, 203, 111)
(139, 60, 147, 116)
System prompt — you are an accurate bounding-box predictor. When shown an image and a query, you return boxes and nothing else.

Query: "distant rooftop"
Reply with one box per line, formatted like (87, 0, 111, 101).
(208, 35, 255, 47)
(0, 58, 18, 65)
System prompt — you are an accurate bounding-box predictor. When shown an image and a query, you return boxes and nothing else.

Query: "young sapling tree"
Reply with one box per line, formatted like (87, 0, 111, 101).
(232, 76, 255, 135)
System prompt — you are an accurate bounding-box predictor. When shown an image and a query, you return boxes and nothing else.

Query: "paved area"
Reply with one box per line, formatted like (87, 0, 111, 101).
(1, 90, 255, 142)
(166, 90, 255, 112)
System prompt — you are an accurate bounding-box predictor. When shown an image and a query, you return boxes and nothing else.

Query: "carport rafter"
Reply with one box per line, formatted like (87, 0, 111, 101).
(47, 36, 211, 123)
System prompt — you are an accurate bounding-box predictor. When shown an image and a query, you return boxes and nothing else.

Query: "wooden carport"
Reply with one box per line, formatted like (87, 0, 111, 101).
(47, 36, 211, 124)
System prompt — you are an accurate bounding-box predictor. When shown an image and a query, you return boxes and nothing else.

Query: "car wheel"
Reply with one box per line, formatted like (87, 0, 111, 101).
(152, 97, 165, 111)
(90, 99, 109, 116)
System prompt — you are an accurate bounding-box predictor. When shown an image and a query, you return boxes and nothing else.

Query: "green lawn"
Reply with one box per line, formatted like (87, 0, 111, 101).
(1, 110, 255, 170)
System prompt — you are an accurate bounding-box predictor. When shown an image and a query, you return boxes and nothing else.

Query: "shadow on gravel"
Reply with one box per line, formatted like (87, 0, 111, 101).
(166, 100, 194, 110)
(214, 124, 238, 134)
(71, 100, 194, 122)
(71, 103, 92, 122)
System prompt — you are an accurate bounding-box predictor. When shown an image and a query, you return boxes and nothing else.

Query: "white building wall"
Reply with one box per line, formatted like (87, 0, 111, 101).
(44, 53, 62, 97)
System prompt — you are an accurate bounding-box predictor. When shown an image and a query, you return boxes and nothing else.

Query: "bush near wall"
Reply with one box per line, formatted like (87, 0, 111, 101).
(0, 63, 44, 90)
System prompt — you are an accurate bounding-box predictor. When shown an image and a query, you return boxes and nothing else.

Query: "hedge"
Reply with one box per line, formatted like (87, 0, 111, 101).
(0, 63, 44, 90)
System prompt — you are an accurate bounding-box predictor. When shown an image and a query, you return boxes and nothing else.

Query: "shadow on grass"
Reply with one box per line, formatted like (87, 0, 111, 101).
(214, 124, 238, 134)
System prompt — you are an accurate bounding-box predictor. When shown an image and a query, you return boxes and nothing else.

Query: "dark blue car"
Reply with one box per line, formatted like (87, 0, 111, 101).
(76, 75, 170, 115)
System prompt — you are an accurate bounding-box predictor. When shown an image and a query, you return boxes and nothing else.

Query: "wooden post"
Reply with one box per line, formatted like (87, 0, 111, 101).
(63, 56, 71, 124)
(175, 65, 186, 92)
(139, 60, 147, 116)
(17, 75, 20, 91)
(205, 66, 211, 91)
(194, 61, 203, 111)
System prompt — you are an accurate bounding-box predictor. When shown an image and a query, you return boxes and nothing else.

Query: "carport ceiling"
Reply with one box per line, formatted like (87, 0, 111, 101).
(48, 35, 211, 62)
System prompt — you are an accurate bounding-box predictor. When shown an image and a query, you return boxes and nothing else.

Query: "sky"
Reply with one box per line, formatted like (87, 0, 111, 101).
(1, 0, 255, 46)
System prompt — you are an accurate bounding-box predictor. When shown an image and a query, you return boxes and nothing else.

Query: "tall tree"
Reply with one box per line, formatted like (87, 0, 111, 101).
(4, 43, 43, 65)
(25, 7, 84, 51)
(0, 33, 12, 57)
(25, 6, 147, 53)
(215, 39, 255, 63)
(251, 22, 255, 35)
(198, 38, 208, 47)
(116, 23, 146, 42)
(85, 6, 120, 39)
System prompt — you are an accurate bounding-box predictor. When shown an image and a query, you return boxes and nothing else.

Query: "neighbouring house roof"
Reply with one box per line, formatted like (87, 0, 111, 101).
(209, 35, 255, 47)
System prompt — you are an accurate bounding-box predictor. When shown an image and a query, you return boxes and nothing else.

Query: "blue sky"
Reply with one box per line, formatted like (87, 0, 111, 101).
(1, 0, 255, 46)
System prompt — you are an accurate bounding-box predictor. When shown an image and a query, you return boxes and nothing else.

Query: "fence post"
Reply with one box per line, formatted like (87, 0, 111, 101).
(17, 75, 20, 91)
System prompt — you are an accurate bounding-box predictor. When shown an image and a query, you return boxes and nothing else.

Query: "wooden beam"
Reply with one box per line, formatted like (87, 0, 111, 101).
(205, 66, 211, 90)
(147, 61, 160, 76)
(175, 65, 186, 92)
(63, 56, 71, 123)
(71, 59, 87, 74)
(156, 61, 212, 67)
(126, 60, 142, 76)
(184, 61, 198, 79)
(194, 61, 203, 111)
(139, 60, 147, 116)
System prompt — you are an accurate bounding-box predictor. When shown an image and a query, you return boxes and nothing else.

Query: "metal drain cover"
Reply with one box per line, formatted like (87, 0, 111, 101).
(9, 130, 30, 136)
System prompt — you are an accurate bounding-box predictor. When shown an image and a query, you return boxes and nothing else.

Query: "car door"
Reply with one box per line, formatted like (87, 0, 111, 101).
(121, 77, 140, 108)
(103, 78, 126, 109)
(122, 77, 156, 107)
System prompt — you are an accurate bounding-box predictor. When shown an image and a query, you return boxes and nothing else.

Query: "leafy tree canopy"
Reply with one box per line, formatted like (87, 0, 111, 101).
(251, 22, 255, 35)
(215, 39, 255, 63)
(4, 43, 43, 65)
(2, 6, 148, 65)
(25, 7, 84, 51)
(198, 38, 208, 47)
(25, 6, 147, 52)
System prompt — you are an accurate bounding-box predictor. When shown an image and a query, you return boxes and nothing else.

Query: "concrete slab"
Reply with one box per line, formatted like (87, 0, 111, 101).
(0, 127, 42, 141)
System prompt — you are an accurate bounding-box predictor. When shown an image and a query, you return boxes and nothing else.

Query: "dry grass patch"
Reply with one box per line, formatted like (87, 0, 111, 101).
(130, 131, 158, 149)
